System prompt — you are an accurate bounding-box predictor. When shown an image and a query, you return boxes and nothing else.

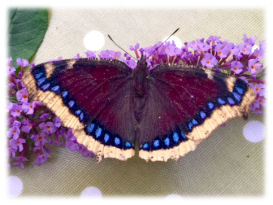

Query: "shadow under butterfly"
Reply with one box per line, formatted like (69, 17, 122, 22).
(22, 34, 256, 162)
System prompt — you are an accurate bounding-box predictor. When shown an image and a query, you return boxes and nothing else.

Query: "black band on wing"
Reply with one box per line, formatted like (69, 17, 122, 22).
(139, 77, 250, 152)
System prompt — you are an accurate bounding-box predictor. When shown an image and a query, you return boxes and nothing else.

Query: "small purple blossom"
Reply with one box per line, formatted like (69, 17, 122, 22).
(9, 126, 20, 139)
(12, 156, 28, 169)
(85, 51, 96, 58)
(31, 133, 48, 146)
(231, 61, 244, 74)
(201, 53, 218, 68)
(243, 34, 257, 46)
(215, 42, 232, 58)
(53, 117, 62, 128)
(248, 59, 263, 75)
(16, 58, 29, 67)
(10, 104, 22, 118)
(34, 152, 48, 166)
(9, 138, 26, 152)
(22, 102, 35, 115)
(206, 36, 221, 44)
(12, 120, 21, 128)
(165, 43, 181, 56)
(188, 40, 199, 51)
(238, 43, 252, 55)
(197, 41, 210, 52)
(9, 66, 16, 75)
(130, 43, 140, 51)
(125, 58, 137, 69)
(16, 88, 29, 103)
(21, 119, 33, 133)
(39, 113, 51, 121)
(252, 83, 265, 97)
(65, 129, 79, 151)
(229, 44, 240, 57)
(39, 122, 56, 134)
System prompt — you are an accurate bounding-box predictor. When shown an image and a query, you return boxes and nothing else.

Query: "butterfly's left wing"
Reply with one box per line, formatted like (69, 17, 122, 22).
(22, 59, 136, 161)
(138, 65, 256, 161)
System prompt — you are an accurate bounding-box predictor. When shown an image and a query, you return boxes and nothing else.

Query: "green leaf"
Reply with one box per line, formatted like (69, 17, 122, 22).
(8, 8, 49, 68)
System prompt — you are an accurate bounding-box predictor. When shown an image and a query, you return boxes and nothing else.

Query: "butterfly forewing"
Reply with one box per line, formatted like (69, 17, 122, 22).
(24, 59, 136, 160)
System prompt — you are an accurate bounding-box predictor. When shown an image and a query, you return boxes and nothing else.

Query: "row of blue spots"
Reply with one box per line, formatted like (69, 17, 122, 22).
(85, 122, 134, 149)
(232, 91, 241, 102)
(34, 70, 88, 124)
(186, 95, 240, 132)
(140, 130, 188, 151)
(139, 81, 248, 152)
(232, 79, 247, 103)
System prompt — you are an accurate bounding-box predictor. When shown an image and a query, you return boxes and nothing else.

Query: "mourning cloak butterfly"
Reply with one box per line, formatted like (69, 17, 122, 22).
(22, 55, 256, 162)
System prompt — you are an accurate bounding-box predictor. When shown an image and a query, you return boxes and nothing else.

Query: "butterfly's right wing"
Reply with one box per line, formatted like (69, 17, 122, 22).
(138, 65, 256, 161)
(22, 59, 136, 161)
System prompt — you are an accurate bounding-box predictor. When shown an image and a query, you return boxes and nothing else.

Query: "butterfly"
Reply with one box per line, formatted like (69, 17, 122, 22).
(22, 54, 256, 162)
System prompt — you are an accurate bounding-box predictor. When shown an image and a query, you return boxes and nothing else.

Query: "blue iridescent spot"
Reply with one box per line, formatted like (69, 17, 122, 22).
(143, 143, 149, 150)
(37, 77, 46, 86)
(232, 92, 241, 102)
(188, 121, 193, 130)
(87, 123, 95, 133)
(227, 97, 235, 105)
(173, 132, 179, 142)
(35, 72, 43, 79)
(235, 86, 244, 95)
(62, 91, 68, 98)
(208, 102, 214, 110)
(114, 137, 121, 145)
(68, 100, 75, 108)
(180, 131, 187, 140)
(51, 85, 60, 92)
(125, 141, 132, 148)
(192, 119, 198, 125)
(80, 113, 84, 121)
(41, 83, 50, 90)
(153, 139, 160, 147)
(104, 134, 110, 143)
(164, 137, 170, 147)
(95, 127, 102, 138)
(75, 110, 82, 115)
(200, 111, 206, 119)
(217, 97, 226, 105)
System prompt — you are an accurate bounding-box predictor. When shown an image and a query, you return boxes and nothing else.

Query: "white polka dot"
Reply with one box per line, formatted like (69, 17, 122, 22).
(243, 120, 265, 143)
(83, 30, 105, 51)
(80, 186, 102, 198)
(8, 176, 23, 197)
(166, 194, 183, 199)
(163, 36, 182, 48)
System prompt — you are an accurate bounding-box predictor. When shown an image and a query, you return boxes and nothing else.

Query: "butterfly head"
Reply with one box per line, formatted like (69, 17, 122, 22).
(137, 55, 147, 67)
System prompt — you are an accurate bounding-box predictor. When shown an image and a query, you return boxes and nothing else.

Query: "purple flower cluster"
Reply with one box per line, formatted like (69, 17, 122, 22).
(97, 34, 265, 114)
(8, 34, 265, 168)
(8, 59, 94, 168)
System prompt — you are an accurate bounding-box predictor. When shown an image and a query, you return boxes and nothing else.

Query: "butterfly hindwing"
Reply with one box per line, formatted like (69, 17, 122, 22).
(138, 65, 256, 161)
(23, 58, 136, 160)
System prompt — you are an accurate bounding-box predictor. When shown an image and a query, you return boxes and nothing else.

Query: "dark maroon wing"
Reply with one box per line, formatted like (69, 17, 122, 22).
(23, 58, 135, 160)
(138, 65, 256, 161)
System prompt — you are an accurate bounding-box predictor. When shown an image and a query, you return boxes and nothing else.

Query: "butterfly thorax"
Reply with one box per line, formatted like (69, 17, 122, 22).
(133, 56, 149, 97)
(132, 56, 150, 123)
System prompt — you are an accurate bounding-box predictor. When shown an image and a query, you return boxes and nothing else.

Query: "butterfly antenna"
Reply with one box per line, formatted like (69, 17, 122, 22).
(150, 28, 180, 56)
(107, 34, 137, 60)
